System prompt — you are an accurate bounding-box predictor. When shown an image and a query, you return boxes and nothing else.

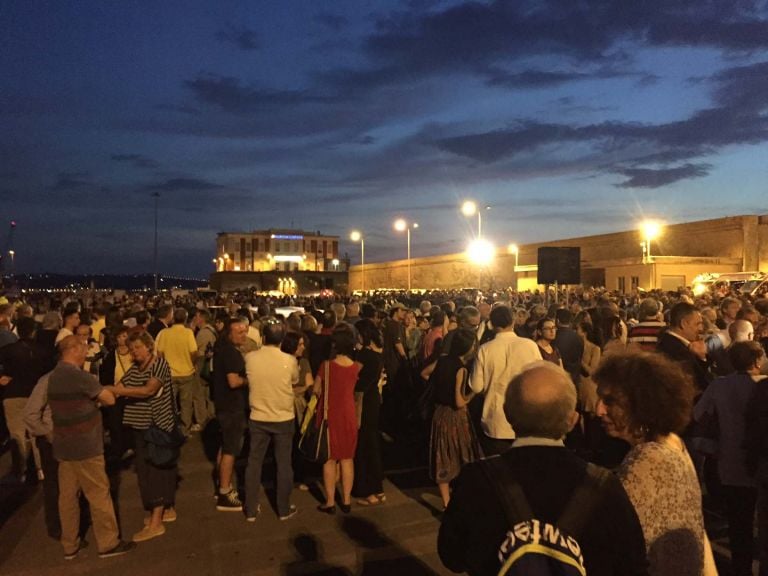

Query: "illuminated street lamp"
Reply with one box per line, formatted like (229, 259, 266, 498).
(331, 258, 340, 271)
(461, 200, 490, 238)
(466, 238, 495, 266)
(640, 220, 662, 264)
(394, 218, 418, 291)
(350, 230, 365, 292)
(507, 243, 519, 268)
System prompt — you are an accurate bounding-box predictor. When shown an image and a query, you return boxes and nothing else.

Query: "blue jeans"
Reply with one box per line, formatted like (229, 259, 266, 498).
(245, 419, 294, 517)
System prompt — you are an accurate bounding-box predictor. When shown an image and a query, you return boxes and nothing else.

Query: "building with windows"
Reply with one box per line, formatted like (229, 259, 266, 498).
(348, 214, 768, 294)
(211, 229, 347, 293)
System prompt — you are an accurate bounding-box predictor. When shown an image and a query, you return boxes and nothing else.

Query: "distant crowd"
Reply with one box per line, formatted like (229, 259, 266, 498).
(1, 284, 768, 574)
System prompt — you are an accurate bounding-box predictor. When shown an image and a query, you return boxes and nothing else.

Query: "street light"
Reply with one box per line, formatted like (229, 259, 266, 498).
(461, 200, 490, 237)
(350, 230, 365, 292)
(640, 220, 662, 263)
(394, 218, 418, 291)
(507, 243, 519, 268)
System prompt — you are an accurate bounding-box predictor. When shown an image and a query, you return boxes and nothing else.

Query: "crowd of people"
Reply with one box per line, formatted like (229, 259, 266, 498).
(1, 284, 768, 574)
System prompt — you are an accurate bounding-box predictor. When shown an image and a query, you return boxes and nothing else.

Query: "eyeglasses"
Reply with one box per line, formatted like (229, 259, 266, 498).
(542, 326, 557, 331)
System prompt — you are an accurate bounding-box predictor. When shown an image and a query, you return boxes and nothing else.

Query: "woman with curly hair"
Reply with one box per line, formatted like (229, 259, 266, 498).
(594, 350, 715, 576)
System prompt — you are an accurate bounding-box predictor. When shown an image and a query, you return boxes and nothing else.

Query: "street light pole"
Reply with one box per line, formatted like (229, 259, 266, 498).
(350, 231, 365, 292)
(360, 237, 365, 292)
(152, 191, 160, 292)
(393, 219, 416, 292)
(406, 228, 411, 292)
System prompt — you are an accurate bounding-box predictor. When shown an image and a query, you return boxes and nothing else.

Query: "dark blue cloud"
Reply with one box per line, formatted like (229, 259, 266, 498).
(215, 23, 260, 51)
(111, 154, 160, 169)
(146, 178, 224, 192)
(614, 163, 712, 188)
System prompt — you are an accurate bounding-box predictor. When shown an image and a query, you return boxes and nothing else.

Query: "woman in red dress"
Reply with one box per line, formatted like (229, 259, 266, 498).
(314, 326, 360, 514)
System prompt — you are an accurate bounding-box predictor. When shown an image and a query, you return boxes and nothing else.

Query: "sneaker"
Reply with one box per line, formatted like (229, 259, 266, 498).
(190, 423, 202, 432)
(64, 539, 88, 560)
(246, 504, 262, 522)
(99, 540, 136, 558)
(279, 504, 298, 521)
(216, 489, 243, 512)
(132, 524, 166, 542)
(162, 508, 177, 523)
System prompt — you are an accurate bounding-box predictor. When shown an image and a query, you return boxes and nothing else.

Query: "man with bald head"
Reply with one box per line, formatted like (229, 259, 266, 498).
(48, 336, 134, 559)
(439, 362, 647, 576)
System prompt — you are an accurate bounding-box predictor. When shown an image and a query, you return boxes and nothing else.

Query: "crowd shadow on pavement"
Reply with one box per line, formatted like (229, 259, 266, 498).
(342, 515, 441, 575)
(279, 517, 442, 576)
(281, 533, 353, 576)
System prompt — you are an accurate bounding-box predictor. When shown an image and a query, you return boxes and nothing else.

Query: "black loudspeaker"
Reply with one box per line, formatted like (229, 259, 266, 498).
(537, 247, 581, 285)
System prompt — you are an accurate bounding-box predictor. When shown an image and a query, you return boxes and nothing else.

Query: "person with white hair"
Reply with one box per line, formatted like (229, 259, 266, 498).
(439, 360, 647, 575)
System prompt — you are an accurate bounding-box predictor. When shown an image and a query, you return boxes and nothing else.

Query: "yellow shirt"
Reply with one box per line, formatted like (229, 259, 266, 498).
(115, 350, 133, 383)
(155, 325, 197, 377)
(91, 317, 106, 344)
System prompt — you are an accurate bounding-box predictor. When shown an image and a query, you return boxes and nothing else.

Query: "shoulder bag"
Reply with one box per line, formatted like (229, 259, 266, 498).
(144, 365, 186, 467)
(299, 361, 330, 462)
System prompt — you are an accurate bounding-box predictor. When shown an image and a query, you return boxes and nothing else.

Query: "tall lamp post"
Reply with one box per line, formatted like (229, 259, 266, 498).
(640, 220, 662, 289)
(350, 230, 365, 292)
(394, 218, 418, 291)
(152, 191, 160, 291)
(461, 200, 490, 238)
(507, 243, 519, 268)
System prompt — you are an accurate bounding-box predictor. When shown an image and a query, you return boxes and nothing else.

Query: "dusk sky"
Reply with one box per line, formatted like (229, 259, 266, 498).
(3, 1, 768, 278)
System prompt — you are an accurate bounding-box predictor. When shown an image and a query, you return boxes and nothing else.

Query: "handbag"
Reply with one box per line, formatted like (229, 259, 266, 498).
(144, 423, 186, 467)
(299, 361, 330, 462)
(144, 376, 186, 467)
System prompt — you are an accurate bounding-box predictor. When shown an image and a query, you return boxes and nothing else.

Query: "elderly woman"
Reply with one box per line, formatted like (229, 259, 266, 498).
(114, 331, 178, 542)
(594, 350, 715, 576)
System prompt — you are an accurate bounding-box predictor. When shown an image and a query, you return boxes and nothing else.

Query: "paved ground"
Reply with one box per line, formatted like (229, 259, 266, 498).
(0, 424, 751, 576)
(0, 427, 452, 576)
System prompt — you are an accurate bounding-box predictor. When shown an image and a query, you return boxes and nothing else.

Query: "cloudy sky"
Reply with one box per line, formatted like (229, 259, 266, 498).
(3, 0, 768, 277)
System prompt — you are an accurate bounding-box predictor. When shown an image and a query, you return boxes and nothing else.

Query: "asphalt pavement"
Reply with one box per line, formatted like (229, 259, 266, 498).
(0, 425, 452, 576)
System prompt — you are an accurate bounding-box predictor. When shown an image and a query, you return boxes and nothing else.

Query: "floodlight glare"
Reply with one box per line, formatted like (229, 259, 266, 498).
(461, 200, 477, 217)
(466, 239, 495, 266)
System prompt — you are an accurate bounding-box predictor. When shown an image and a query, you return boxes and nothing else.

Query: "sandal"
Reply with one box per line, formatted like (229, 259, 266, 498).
(375, 493, 387, 503)
(357, 496, 382, 506)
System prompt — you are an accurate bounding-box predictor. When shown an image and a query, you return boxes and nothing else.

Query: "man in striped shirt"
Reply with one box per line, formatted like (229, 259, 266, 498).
(627, 297, 666, 352)
(48, 336, 134, 560)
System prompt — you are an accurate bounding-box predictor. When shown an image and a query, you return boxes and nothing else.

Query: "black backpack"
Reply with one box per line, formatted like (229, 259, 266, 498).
(479, 456, 612, 576)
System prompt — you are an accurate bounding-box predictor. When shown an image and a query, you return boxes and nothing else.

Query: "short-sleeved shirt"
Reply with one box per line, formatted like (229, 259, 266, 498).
(155, 325, 197, 377)
(213, 340, 247, 414)
(245, 346, 298, 422)
(48, 362, 104, 461)
(121, 356, 175, 431)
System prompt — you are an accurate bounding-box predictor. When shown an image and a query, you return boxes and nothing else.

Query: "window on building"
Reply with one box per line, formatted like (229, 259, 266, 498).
(631, 276, 639, 290)
(618, 276, 626, 293)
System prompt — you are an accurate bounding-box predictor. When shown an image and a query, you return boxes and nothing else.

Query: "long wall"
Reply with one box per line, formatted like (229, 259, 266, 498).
(348, 214, 768, 291)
